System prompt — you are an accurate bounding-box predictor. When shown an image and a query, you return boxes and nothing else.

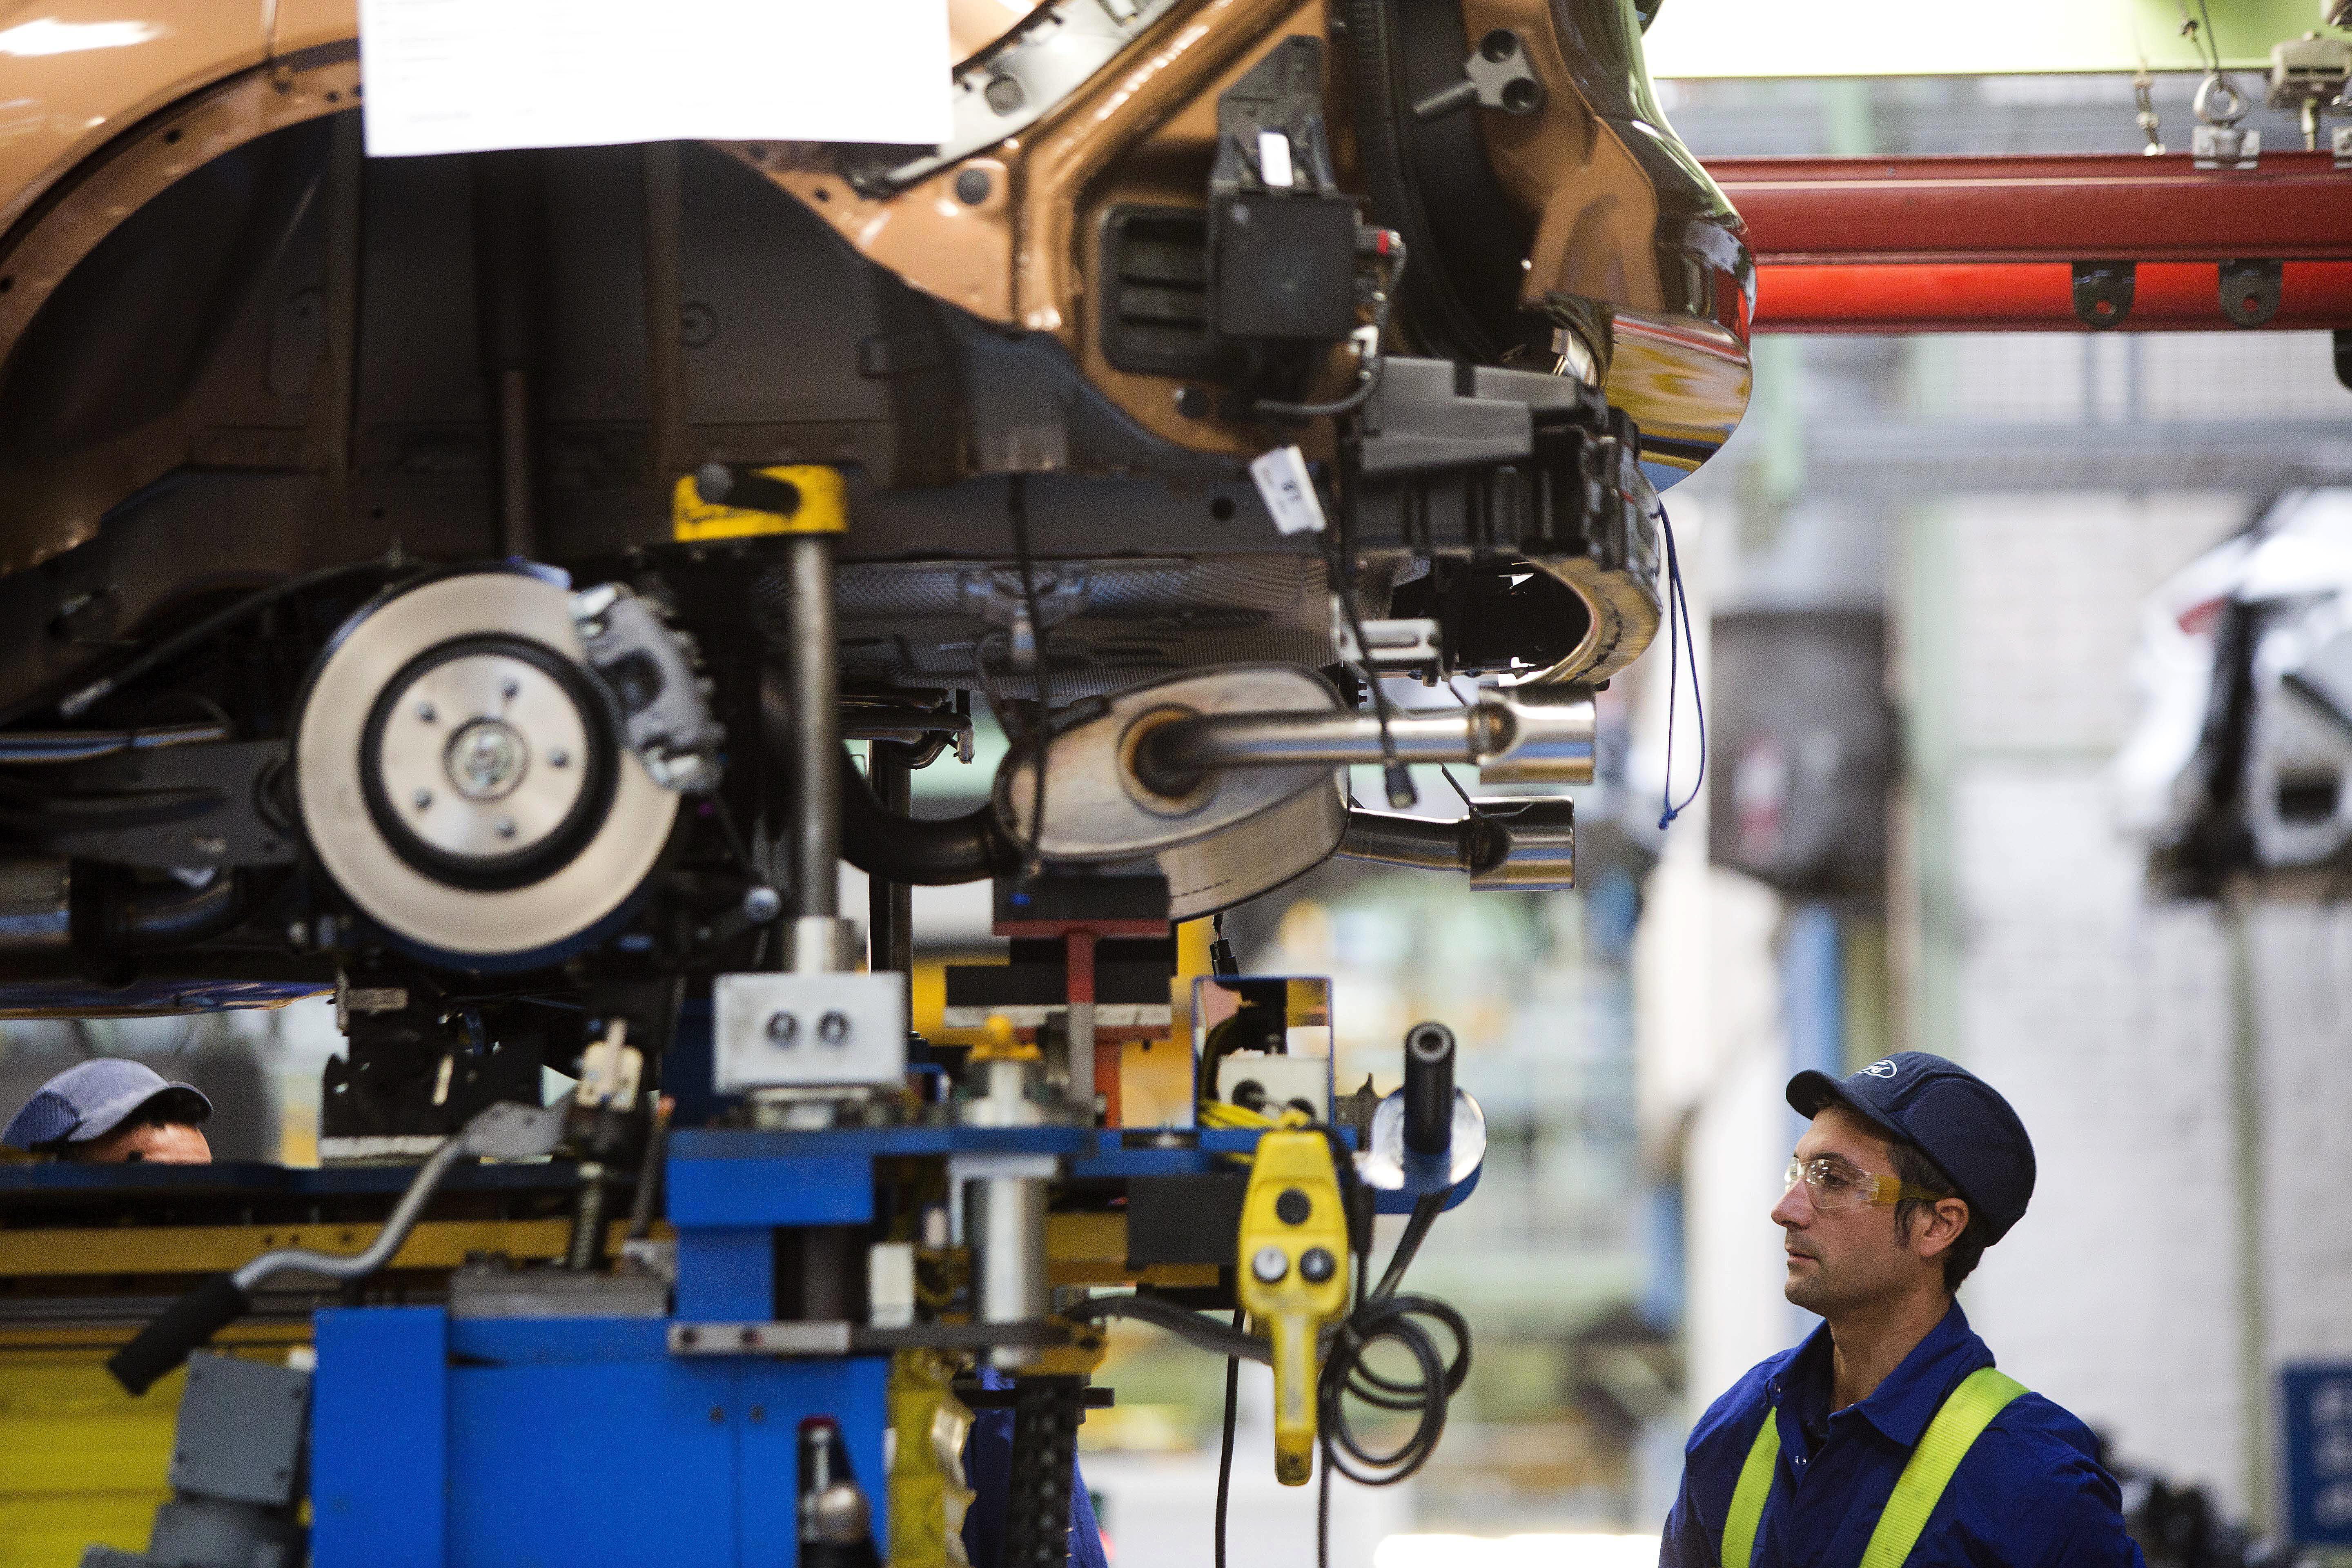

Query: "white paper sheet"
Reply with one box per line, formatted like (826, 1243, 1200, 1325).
(357, 0, 953, 158)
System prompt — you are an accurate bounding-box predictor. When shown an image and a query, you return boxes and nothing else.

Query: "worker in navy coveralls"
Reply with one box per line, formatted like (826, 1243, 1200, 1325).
(1660, 1053, 2146, 1568)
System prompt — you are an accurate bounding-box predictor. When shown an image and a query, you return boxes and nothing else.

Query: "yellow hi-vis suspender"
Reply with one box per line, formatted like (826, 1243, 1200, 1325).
(1719, 1366, 2029, 1568)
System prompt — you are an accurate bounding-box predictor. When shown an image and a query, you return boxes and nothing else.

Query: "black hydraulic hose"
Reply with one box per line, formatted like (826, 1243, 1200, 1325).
(1215, 1307, 1243, 1568)
(53, 556, 403, 721)
(835, 746, 1014, 886)
(1060, 1294, 1269, 1364)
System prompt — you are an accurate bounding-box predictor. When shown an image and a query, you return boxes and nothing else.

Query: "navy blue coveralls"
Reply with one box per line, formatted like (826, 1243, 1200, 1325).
(1661, 1303, 2147, 1568)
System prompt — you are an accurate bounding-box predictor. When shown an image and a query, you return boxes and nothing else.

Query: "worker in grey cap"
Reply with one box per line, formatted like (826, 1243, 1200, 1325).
(3, 1058, 213, 1163)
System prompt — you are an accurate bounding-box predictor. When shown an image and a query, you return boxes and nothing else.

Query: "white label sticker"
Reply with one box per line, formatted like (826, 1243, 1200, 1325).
(1249, 445, 1327, 536)
(1256, 128, 1295, 189)
(357, 0, 954, 158)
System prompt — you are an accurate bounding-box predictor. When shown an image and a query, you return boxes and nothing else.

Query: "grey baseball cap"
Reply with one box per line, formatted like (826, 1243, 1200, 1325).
(2, 1058, 212, 1151)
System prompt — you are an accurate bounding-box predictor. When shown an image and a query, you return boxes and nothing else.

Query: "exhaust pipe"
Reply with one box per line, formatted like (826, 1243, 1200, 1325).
(1336, 797, 1575, 891)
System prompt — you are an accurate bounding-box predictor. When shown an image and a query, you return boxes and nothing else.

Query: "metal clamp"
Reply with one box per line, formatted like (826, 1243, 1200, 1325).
(569, 583, 725, 792)
(675, 463, 848, 540)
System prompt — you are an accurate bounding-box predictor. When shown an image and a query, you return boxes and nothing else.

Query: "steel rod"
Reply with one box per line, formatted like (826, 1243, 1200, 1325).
(866, 745, 914, 985)
(1141, 708, 1499, 780)
(641, 144, 686, 479)
(472, 150, 547, 559)
(789, 535, 840, 922)
(234, 1136, 471, 1289)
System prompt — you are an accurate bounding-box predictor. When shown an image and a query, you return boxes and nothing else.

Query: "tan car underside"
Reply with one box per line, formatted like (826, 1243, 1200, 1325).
(0, 0, 1744, 585)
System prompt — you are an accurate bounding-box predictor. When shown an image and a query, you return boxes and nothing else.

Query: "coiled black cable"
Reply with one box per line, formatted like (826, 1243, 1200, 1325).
(1319, 1290, 1468, 1483)
(1069, 1184, 1470, 1561)
(1316, 1191, 1471, 1488)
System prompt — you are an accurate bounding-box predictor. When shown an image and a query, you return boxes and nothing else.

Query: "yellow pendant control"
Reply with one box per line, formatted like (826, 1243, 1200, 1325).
(1236, 1128, 1351, 1485)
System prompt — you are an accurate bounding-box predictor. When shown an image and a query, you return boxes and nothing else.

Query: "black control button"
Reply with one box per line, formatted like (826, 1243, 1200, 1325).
(1275, 1188, 1312, 1225)
(1299, 1247, 1336, 1284)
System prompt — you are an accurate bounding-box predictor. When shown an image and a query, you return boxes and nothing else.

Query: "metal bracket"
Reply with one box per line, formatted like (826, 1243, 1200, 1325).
(670, 1321, 853, 1356)
(2070, 262, 2135, 329)
(2192, 122, 2261, 171)
(713, 970, 908, 1091)
(1351, 617, 1445, 675)
(840, 0, 1186, 195)
(2219, 258, 2284, 327)
(30, 740, 295, 868)
(1411, 29, 1547, 122)
(1358, 1086, 1488, 1193)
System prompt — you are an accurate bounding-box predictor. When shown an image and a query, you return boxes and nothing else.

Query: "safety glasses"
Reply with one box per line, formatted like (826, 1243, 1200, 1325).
(1783, 1156, 1947, 1213)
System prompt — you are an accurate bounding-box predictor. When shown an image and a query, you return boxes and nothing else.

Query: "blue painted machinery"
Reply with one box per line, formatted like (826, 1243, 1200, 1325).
(99, 996, 1484, 1568)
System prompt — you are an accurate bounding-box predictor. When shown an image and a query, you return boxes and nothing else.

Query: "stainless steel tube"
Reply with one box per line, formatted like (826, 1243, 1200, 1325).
(1337, 798, 1577, 891)
(1336, 811, 1480, 873)
(969, 1174, 1049, 1371)
(789, 535, 841, 922)
(1137, 685, 1595, 789)
(1143, 708, 1501, 776)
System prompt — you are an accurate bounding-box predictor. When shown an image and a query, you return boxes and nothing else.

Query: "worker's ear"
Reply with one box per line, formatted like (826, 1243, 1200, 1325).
(1909, 1196, 1970, 1261)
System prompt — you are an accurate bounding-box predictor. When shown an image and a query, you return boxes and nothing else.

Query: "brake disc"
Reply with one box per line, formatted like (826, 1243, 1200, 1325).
(293, 571, 678, 961)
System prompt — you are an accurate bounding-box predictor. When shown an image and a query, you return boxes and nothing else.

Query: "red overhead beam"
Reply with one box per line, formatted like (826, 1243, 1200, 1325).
(1705, 152, 2352, 332)
(1753, 261, 2352, 333)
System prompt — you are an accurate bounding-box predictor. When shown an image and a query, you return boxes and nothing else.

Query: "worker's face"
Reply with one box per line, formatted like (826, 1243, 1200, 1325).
(1771, 1106, 1944, 1317)
(72, 1120, 211, 1165)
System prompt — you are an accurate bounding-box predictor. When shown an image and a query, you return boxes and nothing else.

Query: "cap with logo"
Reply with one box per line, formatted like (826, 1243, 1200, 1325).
(1, 1058, 213, 1152)
(1786, 1050, 2036, 1244)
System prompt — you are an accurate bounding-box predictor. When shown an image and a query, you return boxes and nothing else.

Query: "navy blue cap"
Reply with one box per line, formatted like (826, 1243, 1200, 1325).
(2, 1059, 212, 1152)
(1786, 1051, 2036, 1244)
